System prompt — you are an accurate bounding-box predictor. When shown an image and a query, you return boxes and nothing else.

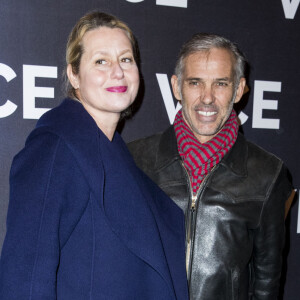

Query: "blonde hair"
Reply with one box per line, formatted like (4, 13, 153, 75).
(65, 11, 138, 99)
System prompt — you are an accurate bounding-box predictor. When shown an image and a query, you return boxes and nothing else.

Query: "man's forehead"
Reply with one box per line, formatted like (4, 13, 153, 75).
(183, 48, 235, 75)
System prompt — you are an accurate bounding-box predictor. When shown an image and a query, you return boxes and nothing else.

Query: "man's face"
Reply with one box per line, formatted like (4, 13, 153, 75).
(171, 48, 245, 143)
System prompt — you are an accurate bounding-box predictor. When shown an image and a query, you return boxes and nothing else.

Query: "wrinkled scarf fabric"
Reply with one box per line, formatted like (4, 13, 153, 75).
(174, 109, 239, 195)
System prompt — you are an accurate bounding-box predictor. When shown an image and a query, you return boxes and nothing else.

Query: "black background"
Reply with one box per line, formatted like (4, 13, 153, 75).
(0, 1, 299, 298)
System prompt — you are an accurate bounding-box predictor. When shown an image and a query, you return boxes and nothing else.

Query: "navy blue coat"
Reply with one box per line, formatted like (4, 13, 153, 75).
(0, 99, 188, 300)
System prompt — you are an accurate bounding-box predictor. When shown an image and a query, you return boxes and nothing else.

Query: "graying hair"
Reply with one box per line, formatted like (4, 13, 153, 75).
(174, 33, 246, 89)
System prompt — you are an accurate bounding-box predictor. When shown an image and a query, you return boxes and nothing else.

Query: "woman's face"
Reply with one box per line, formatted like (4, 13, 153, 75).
(68, 27, 139, 122)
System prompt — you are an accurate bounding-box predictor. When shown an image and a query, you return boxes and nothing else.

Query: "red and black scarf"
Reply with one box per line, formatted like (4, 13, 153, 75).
(174, 109, 239, 195)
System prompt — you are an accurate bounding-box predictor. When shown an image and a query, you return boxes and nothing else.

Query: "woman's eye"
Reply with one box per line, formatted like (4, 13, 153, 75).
(121, 57, 133, 63)
(96, 59, 107, 65)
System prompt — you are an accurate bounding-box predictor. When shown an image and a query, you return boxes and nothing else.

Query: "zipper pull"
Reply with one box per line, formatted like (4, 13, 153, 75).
(191, 195, 197, 211)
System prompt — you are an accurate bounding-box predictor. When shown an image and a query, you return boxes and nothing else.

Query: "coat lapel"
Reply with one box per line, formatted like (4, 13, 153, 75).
(99, 132, 179, 298)
(135, 169, 189, 300)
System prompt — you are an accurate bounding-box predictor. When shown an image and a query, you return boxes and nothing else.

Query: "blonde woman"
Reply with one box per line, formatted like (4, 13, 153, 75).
(0, 11, 188, 300)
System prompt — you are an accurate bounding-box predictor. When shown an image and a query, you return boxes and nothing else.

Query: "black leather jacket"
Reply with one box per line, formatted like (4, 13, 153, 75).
(128, 126, 292, 300)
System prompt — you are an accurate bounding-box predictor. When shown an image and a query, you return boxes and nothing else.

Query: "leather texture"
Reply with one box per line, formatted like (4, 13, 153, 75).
(128, 125, 292, 300)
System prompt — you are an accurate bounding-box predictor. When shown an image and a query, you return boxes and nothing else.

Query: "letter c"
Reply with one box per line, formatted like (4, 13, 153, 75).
(0, 63, 18, 118)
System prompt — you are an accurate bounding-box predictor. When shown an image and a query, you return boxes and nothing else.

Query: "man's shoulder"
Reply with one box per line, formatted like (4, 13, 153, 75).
(128, 125, 178, 171)
(235, 134, 286, 180)
(244, 136, 283, 165)
(128, 131, 163, 153)
(127, 131, 164, 169)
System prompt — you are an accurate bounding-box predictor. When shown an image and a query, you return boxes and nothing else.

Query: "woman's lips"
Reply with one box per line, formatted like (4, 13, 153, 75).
(106, 86, 127, 93)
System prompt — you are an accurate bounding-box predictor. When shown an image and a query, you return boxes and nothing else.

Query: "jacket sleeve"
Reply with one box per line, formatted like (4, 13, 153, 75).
(0, 132, 90, 300)
(252, 163, 293, 299)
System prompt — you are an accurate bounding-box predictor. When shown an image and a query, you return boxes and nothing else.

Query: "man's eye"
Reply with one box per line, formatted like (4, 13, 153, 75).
(189, 81, 199, 86)
(217, 82, 228, 86)
(96, 59, 107, 65)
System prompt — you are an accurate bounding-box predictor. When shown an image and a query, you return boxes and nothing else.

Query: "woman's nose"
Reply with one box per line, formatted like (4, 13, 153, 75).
(110, 62, 124, 80)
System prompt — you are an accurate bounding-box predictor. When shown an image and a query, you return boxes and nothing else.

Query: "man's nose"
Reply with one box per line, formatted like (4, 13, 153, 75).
(201, 85, 214, 104)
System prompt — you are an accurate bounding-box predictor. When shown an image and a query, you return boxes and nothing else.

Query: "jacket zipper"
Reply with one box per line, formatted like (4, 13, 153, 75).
(183, 163, 218, 285)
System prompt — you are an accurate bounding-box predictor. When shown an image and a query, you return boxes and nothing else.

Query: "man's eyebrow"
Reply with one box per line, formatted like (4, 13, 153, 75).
(215, 77, 232, 81)
(185, 77, 202, 81)
(184, 77, 233, 82)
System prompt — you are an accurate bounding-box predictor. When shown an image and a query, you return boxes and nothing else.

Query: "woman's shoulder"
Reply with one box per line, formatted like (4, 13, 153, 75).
(27, 99, 98, 154)
(34, 98, 95, 138)
(19, 99, 103, 181)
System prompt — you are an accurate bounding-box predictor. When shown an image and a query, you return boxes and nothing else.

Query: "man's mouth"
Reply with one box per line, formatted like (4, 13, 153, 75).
(197, 111, 217, 117)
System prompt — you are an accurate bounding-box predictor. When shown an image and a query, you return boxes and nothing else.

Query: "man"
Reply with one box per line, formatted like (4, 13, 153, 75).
(128, 33, 293, 299)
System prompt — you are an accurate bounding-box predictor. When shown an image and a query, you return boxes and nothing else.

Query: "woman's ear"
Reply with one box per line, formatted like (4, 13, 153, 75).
(67, 64, 79, 89)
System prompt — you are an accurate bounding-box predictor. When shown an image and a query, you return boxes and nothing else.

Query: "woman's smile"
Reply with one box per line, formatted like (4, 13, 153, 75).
(106, 86, 128, 93)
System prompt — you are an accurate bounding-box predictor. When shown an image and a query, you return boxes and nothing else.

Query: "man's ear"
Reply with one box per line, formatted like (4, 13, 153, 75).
(67, 64, 79, 89)
(171, 75, 182, 101)
(234, 77, 246, 104)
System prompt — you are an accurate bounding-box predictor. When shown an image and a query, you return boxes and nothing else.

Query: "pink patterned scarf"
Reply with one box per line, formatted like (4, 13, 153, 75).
(174, 109, 238, 195)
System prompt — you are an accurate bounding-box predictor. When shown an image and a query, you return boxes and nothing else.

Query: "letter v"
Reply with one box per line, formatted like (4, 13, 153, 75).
(282, 0, 300, 19)
(156, 73, 182, 124)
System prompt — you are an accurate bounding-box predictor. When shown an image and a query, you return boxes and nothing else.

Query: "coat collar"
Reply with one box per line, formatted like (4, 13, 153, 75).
(221, 132, 248, 177)
(155, 126, 182, 170)
(155, 125, 248, 177)
(31, 99, 187, 299)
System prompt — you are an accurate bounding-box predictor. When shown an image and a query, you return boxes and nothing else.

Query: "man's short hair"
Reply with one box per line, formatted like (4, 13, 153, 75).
(174, 33, 246, 89)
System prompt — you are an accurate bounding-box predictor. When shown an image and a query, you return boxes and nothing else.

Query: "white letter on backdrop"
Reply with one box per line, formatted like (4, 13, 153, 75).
(297, 190, 300, 233)
(156, 0, 187, 8)
(156, 73, 181, 124)
(23, 65, 57, 119)
(252, 80, 281, 129)
(0, 63, 18, 118)
(282, 0, 300, 19)
(238, 111, 248, 125)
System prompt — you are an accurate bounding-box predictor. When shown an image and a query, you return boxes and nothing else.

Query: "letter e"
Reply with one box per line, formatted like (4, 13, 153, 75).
(23, 65, 57, 119)
(252, 80, 281, 129)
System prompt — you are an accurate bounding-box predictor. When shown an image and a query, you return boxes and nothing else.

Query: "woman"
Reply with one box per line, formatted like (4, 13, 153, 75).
(0, 11, 188, 299)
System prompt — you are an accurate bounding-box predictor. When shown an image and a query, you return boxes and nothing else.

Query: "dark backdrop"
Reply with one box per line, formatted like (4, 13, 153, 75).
(0, 0, 299, 298)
